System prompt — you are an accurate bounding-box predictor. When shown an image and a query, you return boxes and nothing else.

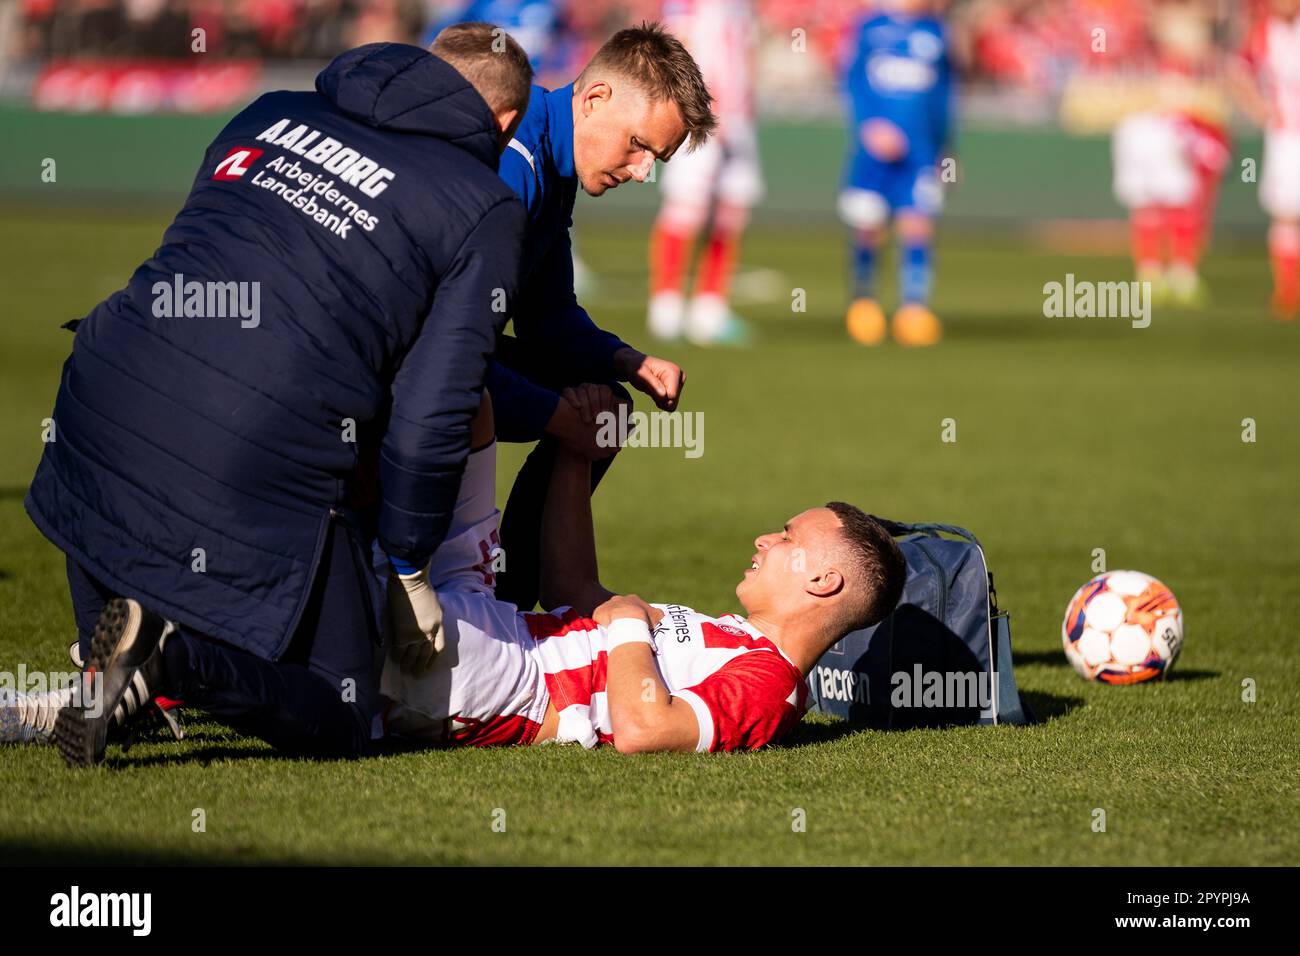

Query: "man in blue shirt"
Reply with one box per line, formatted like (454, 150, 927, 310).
(480, 23, 718, 610)
(839, 0, 954, 348)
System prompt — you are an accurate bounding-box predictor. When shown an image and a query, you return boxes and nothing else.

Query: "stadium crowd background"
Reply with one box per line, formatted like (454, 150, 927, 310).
(0, 0, 1276, 238)
(0, 1, 1270, 110)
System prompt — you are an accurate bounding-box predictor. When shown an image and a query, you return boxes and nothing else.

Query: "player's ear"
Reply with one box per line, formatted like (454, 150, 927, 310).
(579, 80, 612, 117)
(494, 108, 521, 152)
(805, 568, 844, 599)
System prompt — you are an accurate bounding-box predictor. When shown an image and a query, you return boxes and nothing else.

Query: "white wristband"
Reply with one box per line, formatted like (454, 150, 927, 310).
(605, 617, 655, 653)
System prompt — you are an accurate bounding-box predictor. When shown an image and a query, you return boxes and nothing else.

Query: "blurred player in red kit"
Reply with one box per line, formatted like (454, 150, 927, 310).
(1230, 0, 1300, 318)
(1111, 0, 1231, 308)
(648, 0, 762, 346)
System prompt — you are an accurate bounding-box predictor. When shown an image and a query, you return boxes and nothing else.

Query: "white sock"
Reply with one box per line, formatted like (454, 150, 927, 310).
(686, 293, 729, 342)
(0, 685, 75, 742)
(648, 290, 684, 339)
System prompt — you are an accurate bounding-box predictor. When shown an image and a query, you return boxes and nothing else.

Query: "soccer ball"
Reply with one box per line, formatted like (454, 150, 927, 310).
(1061, 570, 1183, 684)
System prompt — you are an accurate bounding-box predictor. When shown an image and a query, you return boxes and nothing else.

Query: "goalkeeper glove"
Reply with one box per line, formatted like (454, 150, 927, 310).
(386, 560, 444, 676)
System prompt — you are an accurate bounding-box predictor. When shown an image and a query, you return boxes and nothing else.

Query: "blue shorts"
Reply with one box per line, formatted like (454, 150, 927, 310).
(839, 151, 943, 228)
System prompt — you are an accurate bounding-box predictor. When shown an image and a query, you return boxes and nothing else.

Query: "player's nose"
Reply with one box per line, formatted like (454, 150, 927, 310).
(628, 155, 654, 182)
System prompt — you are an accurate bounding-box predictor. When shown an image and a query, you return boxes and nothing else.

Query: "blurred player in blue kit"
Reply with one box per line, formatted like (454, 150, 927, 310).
(424, 0, 567, 74)
(839, 0, 955, 347)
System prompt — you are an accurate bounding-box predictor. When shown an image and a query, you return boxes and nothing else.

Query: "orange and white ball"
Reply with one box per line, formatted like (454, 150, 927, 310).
(1061, 571, 1183, 684)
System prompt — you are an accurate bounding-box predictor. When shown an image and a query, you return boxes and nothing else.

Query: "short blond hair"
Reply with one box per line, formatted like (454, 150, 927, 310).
(576, 22, 717, 152)
(431, 22, 533, 116)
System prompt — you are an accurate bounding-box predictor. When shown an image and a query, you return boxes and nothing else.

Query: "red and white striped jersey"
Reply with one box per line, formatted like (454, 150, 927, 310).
(521, 602, 810, 752)
(379, 511, 548, 748)
(1242, 14, 1300, 131)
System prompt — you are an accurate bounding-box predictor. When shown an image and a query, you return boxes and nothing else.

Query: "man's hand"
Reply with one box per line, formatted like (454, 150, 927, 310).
(593, 593, 660, 628)
(546, 383, 623, 460)
(386, 565, 445, 676)
(861, 118, 909, 163)
(613, 347, 684, 412)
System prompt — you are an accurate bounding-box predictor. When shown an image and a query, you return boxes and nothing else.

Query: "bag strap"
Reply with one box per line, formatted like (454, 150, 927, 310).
(871, 517, 982, 550)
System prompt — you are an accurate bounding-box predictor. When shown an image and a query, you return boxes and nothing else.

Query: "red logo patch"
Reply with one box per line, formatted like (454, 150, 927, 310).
(702, 621, 756, 649)
(213, 146, 263, 180)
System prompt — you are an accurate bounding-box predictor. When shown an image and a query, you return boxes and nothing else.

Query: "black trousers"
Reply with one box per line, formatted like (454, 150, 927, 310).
(66, 517, 382, 758)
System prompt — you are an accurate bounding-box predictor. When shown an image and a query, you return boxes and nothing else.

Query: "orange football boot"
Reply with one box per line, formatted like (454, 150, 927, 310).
(846, 298, 887, 345)
(891, 304, 943, 347)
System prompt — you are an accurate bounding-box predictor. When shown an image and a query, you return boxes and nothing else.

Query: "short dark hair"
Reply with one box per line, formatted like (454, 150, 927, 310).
(576, 22, 717, 151)
(824, 502, 907, 635)
(430, 22, 533, 117)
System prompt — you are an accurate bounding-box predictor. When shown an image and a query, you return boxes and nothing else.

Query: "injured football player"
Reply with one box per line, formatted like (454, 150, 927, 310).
(376, 388, 907, 753)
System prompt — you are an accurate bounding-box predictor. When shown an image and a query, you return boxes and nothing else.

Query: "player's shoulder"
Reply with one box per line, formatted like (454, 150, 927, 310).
(729, 617, 805, 691)
(705, 613, 802, 682)
(680, 633, 810, 752)
(718, 644, 801, 685)
(498, 83, 552, 210)
(508, 83, 554, 155)
(712, 611, 768, 641)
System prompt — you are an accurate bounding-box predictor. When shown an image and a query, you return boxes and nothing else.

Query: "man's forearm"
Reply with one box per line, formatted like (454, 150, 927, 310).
(603, 614, 699, 754)
(607, 642, 672, 746)
(539, 449, 610, 614)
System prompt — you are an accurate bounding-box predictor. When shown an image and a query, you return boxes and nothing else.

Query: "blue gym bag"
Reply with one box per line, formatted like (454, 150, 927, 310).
(807, 520, 1034, 728)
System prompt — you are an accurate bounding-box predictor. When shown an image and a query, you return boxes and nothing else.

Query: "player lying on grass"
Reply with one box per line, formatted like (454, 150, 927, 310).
(380, 389, 907, 751)
(2, 391, 906, 754)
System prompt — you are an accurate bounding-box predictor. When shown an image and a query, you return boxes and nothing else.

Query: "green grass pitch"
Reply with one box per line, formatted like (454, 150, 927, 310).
(0, 206, 1296, 865)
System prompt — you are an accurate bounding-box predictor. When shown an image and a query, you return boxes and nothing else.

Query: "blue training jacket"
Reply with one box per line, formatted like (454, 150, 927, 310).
(25, 43, 525, 660)
(487, 83, 629, 441)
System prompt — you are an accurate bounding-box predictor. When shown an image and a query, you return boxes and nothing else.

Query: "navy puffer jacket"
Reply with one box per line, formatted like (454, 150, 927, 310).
(26, 44, 525, 659)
